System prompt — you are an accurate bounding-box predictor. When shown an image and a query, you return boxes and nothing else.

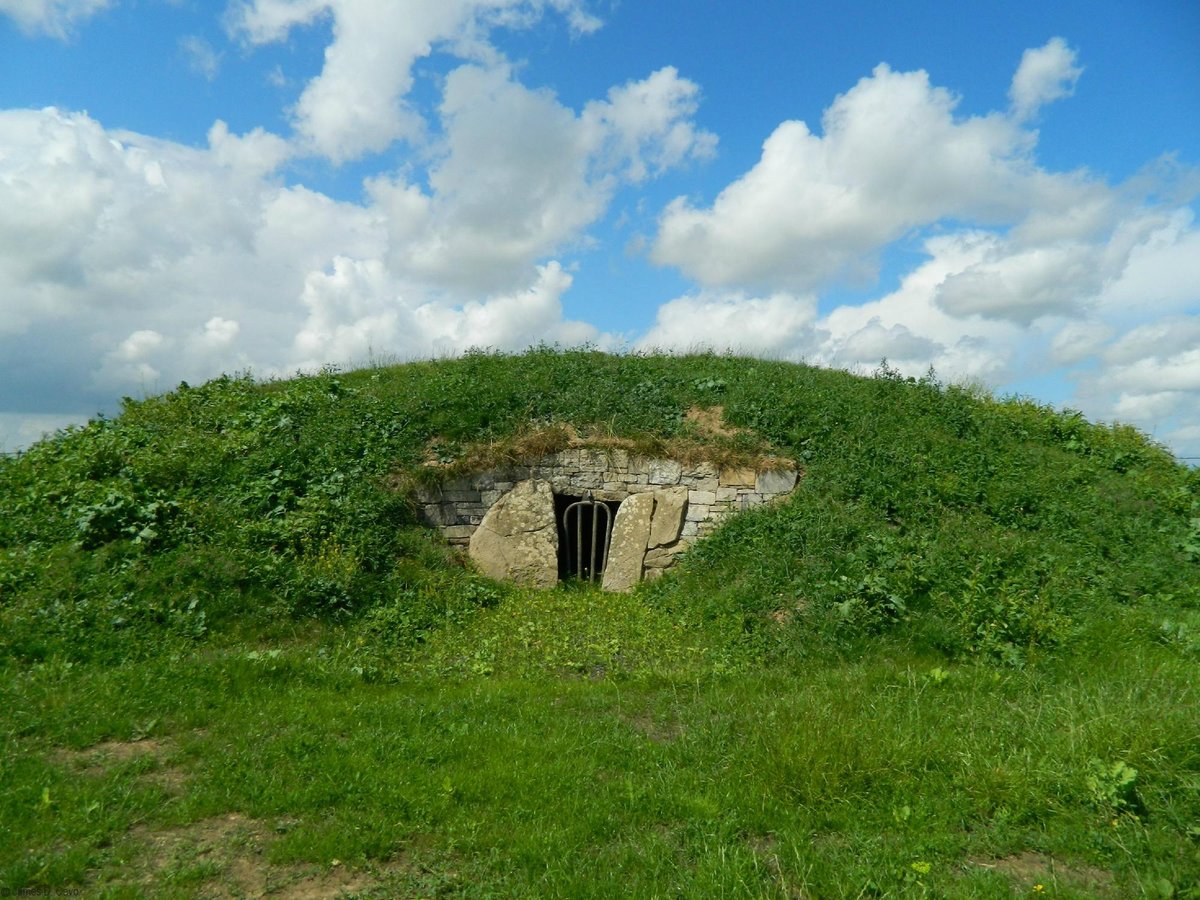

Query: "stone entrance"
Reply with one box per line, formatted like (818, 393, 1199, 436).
(555, 494, 619, 582)
(415, 448, 798, 591)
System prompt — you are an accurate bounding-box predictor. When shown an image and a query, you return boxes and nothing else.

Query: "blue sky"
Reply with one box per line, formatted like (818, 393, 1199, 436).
(1, 0, 1198, 456)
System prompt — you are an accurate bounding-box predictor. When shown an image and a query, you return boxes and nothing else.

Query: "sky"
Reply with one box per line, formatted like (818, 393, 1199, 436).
(1, 0, 1198, 458)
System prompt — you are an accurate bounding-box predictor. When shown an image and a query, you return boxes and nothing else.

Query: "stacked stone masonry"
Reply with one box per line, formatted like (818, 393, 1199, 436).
(415, 449, 797, 589)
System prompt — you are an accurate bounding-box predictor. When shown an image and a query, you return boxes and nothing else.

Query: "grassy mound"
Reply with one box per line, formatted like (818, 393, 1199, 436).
(3, 349, 1199, 896)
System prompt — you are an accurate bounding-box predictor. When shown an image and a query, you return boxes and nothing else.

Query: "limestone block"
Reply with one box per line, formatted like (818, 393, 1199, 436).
(468, 480, 558, 589)
(690, 490, 717, 506)
(757, 468, 798, 495)
(716, 487, 739, 502)
(681, 520, 699, 538)
(683, 463, 720, 480)
(568, 471, 603, 491)
(577, 449, 608, 470)
(648, 487, 688, 548)
(646, 459, 683, 485)
(686, 476, 720, 492)
(441, 490, 480, 503)
(443, 525, 475, 543)
(608, 449, 630, 469)
(685, 504, 711, 522)
(602, 493, 655, 592)
(480, 490, 502, 507)
(421, 504, 452, 526)
(719, 467, 757, 488)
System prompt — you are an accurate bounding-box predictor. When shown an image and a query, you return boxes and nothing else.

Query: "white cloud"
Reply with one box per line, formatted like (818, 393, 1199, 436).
(1050, 320, 1114, 364)
(934, 239, 1107, 323)
(227, 0, 603, 163)
(290, 259, 599, 368)
(180, 35, 222, 81)
(651, 61, 1081, 292)
(0, 0, 111, 37)
(642, 41, 1200, 459)
(637, 292, 819, 357)
(0, 47, 706, 443)
(1009, 37, 1083, 121)
(369, 64, 713, 292)
(810, 233, 1023, 381)
(581, 66, 717, 183)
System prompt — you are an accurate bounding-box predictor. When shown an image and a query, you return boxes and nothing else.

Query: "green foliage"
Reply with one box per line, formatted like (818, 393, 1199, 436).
(1087, 759, 1144, 819)
(1, 344, 1199, 896)
(1, 349, 1196, 671)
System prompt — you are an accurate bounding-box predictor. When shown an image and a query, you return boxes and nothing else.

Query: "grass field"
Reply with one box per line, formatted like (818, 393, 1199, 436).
(2, 350, 1198, 897)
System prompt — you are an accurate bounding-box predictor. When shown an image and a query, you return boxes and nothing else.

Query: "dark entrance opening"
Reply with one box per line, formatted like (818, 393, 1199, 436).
(555, 493, 620, 582)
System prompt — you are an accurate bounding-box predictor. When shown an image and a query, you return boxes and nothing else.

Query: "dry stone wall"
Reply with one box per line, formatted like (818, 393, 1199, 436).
(415, 449, 797, 588)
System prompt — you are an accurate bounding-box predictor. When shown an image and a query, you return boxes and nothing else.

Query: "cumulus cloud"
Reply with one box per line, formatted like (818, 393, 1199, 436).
(226, 0, 603, 163)
(581, 66, 717, 183)
(1009, 37, 1083, 120)
(0, 0, 111, 37)
(641, 39, 1200, 457)
(369, 64, 713, 292)
(637, 292, 819, 357)
(0, 45, 708, 436)
(0, 105, 590, 408)
(651, 61, 1068, 292)
(290, 259, 598, 369)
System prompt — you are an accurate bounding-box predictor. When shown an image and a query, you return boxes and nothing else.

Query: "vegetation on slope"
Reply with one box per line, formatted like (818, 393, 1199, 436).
(2, 349, 1199, 896)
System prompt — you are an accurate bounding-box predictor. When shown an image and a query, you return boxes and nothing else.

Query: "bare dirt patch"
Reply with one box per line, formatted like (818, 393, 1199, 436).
(52, 736, 189, 794)
(967, 851, 1115, 895)
(53, 737, 171, 772)
(626, 710, 686, 743)
(127, 813, 385, 898)
(683, 405, 745, 439)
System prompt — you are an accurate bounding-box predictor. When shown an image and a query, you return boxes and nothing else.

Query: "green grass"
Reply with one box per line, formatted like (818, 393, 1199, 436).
(2, 349, 1199, 896)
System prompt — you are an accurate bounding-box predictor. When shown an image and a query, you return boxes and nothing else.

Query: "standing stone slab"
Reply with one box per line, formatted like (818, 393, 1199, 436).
(648, 486, 688, 549)
(469, 480, 558, 589)
(602, 493, 656, 592)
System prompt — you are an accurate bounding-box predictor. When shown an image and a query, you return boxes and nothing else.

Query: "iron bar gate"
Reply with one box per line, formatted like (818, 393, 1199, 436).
(562, 492, 614, 582)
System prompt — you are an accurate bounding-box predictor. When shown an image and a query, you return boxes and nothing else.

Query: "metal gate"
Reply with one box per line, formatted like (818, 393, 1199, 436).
(561, 493, 614, 582)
